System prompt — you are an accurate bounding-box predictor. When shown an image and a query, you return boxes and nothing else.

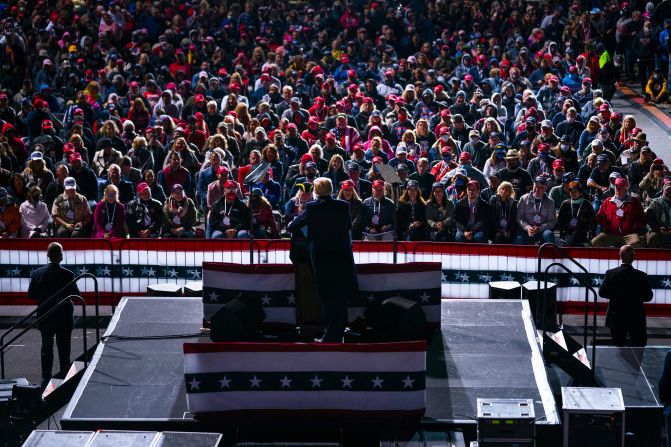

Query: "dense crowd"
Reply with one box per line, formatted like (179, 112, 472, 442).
(0, 0, 670, 248)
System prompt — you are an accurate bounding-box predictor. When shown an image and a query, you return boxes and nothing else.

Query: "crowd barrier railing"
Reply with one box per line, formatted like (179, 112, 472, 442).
(0, 239, 115, 305)
(3, 239, 671, 315)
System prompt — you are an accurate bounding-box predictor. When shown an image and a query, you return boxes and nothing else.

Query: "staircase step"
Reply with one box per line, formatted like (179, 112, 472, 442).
(42, 378, 64, 400)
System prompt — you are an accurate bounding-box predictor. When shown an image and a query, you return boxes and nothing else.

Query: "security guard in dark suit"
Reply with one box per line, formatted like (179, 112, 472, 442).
(288, 177, 359, 342)
(28, 242, 79, 387)
(599, 245, 653, 346)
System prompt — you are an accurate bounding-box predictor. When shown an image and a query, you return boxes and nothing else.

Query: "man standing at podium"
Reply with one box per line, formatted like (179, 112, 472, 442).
(288, 178, 358, 342)
(599, 244, 653, 347)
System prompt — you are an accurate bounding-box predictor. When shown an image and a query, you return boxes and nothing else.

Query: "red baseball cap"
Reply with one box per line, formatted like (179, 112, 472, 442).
(466, 180, 480, 189)
(464, 74, 473, 81)
(63, 143, 75, 153)
(538, 143, 550, 152)
(372, 156, 384, 164)
(459, 152, 471, 161)
(217, 166, 229, 176)
(341, 179, 355, 190)
(300, 153, 314, 165)
(614, 177, 627, 187)
(341, 54, 350, 63)
(136, 182, 150, 193)
(70, 152, 82, 161)
(553, 159, 565, 169)
(325, 132, 336, 141)
(42, 119, 53, 129)
(224, 180, 239, 188)
(372, 179, 385, 189)
(195, 94, 205, 103)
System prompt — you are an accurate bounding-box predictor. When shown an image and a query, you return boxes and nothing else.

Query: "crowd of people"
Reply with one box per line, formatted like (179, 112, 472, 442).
(0, 0, 670, 248)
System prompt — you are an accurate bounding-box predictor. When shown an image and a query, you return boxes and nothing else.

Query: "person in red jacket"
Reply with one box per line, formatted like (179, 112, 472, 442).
(592, 177, 646, 248)
(0, 187, 20, 238)
(248, 188, 279, 239)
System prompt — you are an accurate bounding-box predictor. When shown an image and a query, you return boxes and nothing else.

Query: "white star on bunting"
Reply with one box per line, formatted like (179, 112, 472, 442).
(286, 293, 296, 304)
(419, 292, 430, 303)
(260, 294, 272, 306)
(166, 268, 178, 278)
(249, 375, 262, 388)
(122, 267, 134, 277)
(280, 375, 293, 388)
(592, 276, 603, 286)
(402, 376, 415, 389)
(219, 376, 231, 388)
(146, 267, 156, 277)
(662, 278, 671, 288)
(188, 269, 202, 279)
(208, 291, 219, 302)
(459, 272, 470, 283)
(97, 266, 111, 277)
(570, 276, 580, 286)
(341, 375, 353, 388)
(523, 275, 536, 283)
(479, 273, 493, 283)
(441, 272, 447, 282)
(189, 377, 201, 391)
(371, 376, 384, 388)
(500, 273, 515, 281)
(310, 375, 323, 388)
(77, 266, 89, 275)
(454, 271, 463, 280)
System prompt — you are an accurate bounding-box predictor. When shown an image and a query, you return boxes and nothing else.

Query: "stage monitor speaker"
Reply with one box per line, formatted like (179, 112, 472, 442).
(522, 280, 557, 327)
(210, 298, 266, 342)
(183, 281, 203, 297)
(147, 283, 183, 297)
(488, 281, 521, 300)
(155, 431, 223, 446)
(562, 387, 625, 447)
(22, 430, 94, 447)
(365, 296, 426, 341)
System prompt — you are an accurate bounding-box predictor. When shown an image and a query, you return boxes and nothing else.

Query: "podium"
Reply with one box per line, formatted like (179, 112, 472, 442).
(290, 234, 324, 338)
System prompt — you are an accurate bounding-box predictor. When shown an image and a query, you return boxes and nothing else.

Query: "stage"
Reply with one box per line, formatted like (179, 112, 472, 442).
(60, 297, 561, 443)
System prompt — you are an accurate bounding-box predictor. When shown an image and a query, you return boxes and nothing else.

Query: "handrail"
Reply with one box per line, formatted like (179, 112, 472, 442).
(0, 273, 100, 373)
(1, 295, 88, 379)
(536, 242, 591, 347)
(542, 262, 599, 376)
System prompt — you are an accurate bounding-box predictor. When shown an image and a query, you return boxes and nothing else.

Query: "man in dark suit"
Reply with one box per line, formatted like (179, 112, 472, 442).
(288, 178, 359, 342)
(599, 245, 653, 346)
(28, 242, 79, 388)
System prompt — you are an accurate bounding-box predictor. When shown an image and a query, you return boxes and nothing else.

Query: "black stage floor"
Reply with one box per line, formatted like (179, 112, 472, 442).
(61, 297, 560, 441)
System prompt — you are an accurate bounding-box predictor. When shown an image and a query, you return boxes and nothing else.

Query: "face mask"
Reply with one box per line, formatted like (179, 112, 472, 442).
(539, 152, 548, 159)
(441, 135, 449, 142)
(469, 137, 479, 144)
(455, 178, 465, 186)
(306, 172, 316, 180)
(508, 161, 519, 170)
(654, 74, 660, 80)
(225, 192, 237, 201)
(442, 155, 451, 161)
(560, 144, 569, 152)
(496, 151, 504, 161)
(398, 115, 407, 122)
(567, 116, 575, 124)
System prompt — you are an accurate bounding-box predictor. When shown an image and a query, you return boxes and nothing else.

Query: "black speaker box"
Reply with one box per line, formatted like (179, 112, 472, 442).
(210, 298, 266, 342)
(365, 296, 426, 341)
